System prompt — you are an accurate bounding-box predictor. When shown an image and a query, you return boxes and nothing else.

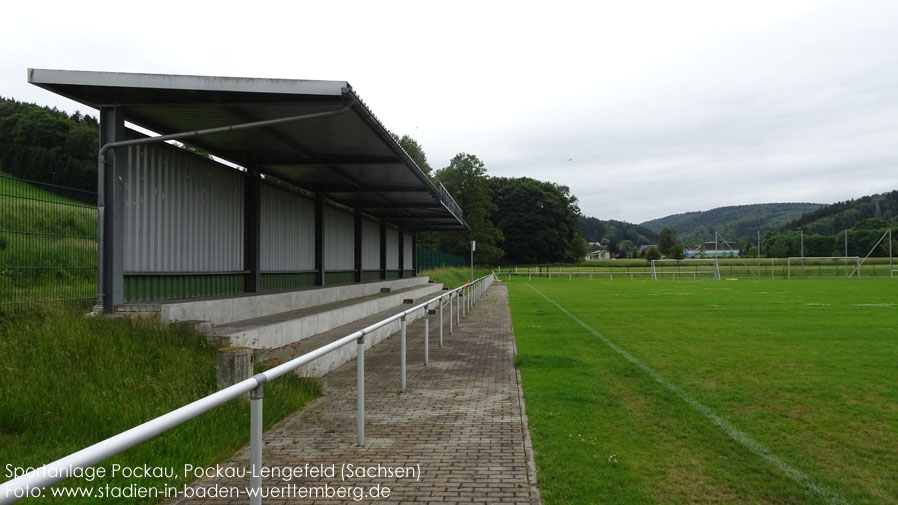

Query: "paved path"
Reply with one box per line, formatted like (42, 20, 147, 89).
(169, 282, 540, 505)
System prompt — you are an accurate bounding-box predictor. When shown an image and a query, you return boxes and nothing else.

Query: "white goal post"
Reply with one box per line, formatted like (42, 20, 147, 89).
(651, 259, 721, 280)
(787, 257, 860, 279)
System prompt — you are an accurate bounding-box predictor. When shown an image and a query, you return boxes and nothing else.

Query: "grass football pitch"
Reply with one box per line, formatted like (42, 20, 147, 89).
(507, 277, 897, 505)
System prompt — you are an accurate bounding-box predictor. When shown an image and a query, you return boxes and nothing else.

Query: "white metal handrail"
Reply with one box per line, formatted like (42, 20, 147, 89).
(0, 273, 496, 505)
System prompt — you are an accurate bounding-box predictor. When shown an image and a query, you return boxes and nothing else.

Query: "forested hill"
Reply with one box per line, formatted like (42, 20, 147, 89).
(578, 216, 659, 246)
(639, 203, 823, 245)
(0, 96, 99, 199)
(782, 189, 898, 234)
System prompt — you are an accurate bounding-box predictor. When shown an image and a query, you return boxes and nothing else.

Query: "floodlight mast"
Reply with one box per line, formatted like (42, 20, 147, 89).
(470, 240, 475, 282)
(757, 230, 761, 280)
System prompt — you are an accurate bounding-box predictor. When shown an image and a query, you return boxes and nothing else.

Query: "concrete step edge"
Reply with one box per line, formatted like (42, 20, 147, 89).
(220, 283, 443, 348)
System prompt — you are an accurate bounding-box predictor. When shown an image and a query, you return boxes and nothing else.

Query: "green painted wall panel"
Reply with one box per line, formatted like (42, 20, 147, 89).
(261, 273, 316, 291)
(123, 274, 243, 303)
(325, 271, 355, 285)
(361, 270, 382, 282)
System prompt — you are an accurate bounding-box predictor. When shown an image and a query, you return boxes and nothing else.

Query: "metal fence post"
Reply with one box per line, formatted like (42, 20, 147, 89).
(249, 383, 264, 505)
(449, 292, 453, 334)
(400, 316, 407, 392)
(357, 335, 365, 446)
(424, 306, 429, 365)
(439, 295, 444, 346)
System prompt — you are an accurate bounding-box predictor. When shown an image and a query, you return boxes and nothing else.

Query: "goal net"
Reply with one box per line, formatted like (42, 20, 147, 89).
(651, 259, 720, 280)
(787, 257, 860, 279)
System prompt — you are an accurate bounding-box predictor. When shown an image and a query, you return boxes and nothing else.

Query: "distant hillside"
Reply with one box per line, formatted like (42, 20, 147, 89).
(783, 189, 898, 234)
(578, 216, 659, 246)
(0, 96, 99, 198)
(640, 203, 823, 246)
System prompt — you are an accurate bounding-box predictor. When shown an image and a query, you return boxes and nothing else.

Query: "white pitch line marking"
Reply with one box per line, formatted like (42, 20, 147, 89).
(527, 284, 849, 505)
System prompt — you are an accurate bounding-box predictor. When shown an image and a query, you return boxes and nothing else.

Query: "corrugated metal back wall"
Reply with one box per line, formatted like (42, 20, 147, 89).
(123, 143, 244, 273)
(324, 204, 355, 270)
(362, 218, 380, 269)
(385, 227, 399, 269)
(261, 183, 314, 271)
(403, 232, 413, 269)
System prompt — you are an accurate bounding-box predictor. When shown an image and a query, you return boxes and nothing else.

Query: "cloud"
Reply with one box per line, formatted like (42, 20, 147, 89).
(2, 0, 896, 224)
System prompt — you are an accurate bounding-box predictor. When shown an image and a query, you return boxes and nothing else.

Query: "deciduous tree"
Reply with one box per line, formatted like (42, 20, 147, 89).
(433, 153, 503, 264)
(659, 227, 677, 257)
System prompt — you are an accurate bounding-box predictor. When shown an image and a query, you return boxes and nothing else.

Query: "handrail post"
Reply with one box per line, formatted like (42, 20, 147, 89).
(357, 335, 365, 446)
(424, 305, 430, 365)
(249, 383, 264, 505)
(439, 294, 444, 346)
(449, 292, 453, 334)
(400, 316, 407, 392)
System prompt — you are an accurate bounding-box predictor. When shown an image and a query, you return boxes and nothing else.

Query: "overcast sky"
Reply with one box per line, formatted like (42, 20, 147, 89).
(3, 0, 897, 223)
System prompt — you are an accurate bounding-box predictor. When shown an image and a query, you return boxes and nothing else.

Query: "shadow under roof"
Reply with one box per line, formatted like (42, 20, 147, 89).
(28, 68, 468, 232)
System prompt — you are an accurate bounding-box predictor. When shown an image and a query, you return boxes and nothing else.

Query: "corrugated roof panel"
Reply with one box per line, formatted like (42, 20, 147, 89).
(29, 69, 467, 232)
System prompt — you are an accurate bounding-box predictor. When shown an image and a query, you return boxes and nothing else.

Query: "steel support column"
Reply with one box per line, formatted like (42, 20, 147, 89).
(315, 195, 325, 286)
(98, 107, 126, 311)
(412, 232, 418, 275)
(354, 210, 362, 283)
(398, 230, 405, 278)
(244, 167, 262, 293)
(380, 222, 387, 280)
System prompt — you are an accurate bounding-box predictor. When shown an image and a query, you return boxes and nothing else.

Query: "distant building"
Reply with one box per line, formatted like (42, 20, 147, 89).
(639, 244, 658, 256)
(586, 249, 611, 260)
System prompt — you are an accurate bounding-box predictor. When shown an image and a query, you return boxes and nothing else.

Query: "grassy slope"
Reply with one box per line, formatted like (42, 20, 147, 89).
(0, 172, 97, 303)
(508, 278, 897, 505)
(0, 306, 320, 504)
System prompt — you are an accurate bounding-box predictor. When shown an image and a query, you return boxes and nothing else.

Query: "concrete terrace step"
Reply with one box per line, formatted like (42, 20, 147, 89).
(257, 287, 453, 377)
(213, 282, 444, 349)
(153, 276, 431, 325)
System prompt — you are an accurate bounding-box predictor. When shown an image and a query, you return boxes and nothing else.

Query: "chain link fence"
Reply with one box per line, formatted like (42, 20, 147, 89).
(0, 172, 97, 307)
(417, 246, 464, 271)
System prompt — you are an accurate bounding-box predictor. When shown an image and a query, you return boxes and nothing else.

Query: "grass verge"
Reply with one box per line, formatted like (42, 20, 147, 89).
(0, 305, 320, 503)
(418, 266, 493, 289)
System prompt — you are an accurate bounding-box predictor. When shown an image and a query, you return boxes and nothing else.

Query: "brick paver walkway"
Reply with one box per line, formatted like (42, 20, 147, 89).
(168, 282, 540, 505)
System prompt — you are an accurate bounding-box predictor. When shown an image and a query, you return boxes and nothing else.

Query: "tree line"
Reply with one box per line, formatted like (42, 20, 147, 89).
(783, 190, 898, 235)
(640, 203, 822, 245)
(648, 221, 896, 260)
(578, 216, 659, 258)
(0, 97, 98, 202)
(762, 219, 896, 258)
(412, 152, 586, 265)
